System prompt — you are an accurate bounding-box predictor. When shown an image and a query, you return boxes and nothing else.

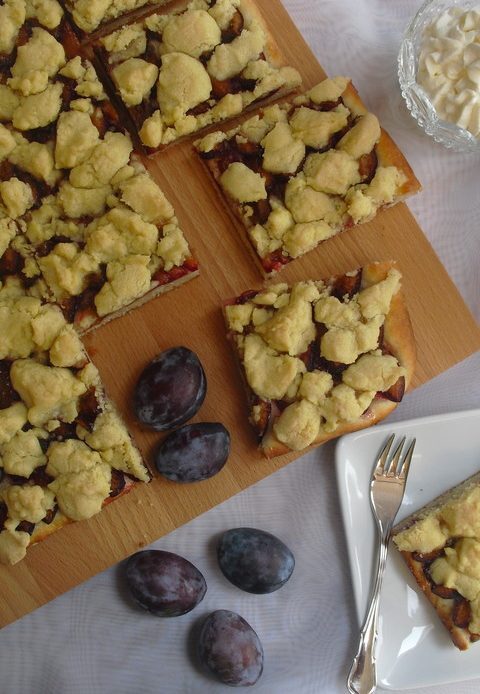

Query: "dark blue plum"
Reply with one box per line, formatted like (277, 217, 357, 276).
(133, 347, 206, 431)
(155, 422, 230, 482)
(125, 550, 206, 617)
(217, 527, 294, 594)
(198, 610, 264, 686)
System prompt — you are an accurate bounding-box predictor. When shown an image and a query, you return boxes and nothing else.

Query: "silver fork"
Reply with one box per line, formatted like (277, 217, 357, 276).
(346, 434, 416, 694)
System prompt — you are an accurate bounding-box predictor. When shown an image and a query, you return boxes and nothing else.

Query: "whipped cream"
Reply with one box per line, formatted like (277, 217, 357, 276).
(417, 6, 480, 138)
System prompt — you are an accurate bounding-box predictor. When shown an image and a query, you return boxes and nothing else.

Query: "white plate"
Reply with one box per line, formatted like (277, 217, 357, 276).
(336, 408, 480, 690)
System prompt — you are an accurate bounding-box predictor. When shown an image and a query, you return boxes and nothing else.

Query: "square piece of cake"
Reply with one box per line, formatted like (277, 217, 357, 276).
(223, 260, 415, 457)
(196, 76, 420, 275)
(0, 285, 149, 566)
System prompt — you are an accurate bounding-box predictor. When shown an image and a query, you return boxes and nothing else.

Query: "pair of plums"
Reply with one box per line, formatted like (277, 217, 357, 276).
(133, 347, 230, 482)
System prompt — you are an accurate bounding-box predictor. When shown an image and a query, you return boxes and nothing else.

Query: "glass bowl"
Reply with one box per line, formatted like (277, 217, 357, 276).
(398, 0, 480, 153)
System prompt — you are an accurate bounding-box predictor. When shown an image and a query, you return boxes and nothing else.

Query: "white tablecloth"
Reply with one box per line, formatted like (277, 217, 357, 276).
(1, 2, 479, 692)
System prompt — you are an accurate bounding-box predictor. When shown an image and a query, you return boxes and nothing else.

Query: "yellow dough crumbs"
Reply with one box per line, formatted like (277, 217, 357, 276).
(99, 0, 301, 147)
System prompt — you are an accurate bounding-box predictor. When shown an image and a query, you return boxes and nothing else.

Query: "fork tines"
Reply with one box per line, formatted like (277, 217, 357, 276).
(376, 434, 416, 479)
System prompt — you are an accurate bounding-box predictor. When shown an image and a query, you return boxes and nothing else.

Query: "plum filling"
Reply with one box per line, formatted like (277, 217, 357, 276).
(358, 149, 378, 183)
(411, 548, 441, 563)
(0, 360, 20, 409)
(92, 99, 123, 134)
(248, 397, 271, 439)
(15, 520, 35, 535)
(0, 248, 24, 278)
(49, 421, 78, 441)
(57, 268, 105, 324)
(331, 269, 362, 300)
(128, 95, 158, 129)
(453, 599, 472, 629)
(0, 503, 7, 532)
(42, 505, 58, 525)
(264, 172, 290, 199)
(7, 460, 58, 486)
(53, 253, 197, 326)
(0, 53, 14, 71)
(0, 376, 108, 537)
(0, 20, 81, 132)
(236, 140, 263, 160)
(261, 250, 290, 274)
(221, 9, 244, 43)
(30, 466, 54, 486)
(187, 76, 274, 119)
(76, 386, 101, 432)
(152, 257, 198, 286)
(235, 289, 258, 305)
(21, 74, 113, 143)
(431, 584, 462, 600)
(381, 375, 405, 402)
(12, 503, 59, 537)
(309, 98, 342, 112)
(55, 20, 81, 58)
(410, 538, 474, 630)
(250, 199, 271, 226)
(210, 76, 257, 100)
(109, 469, 126, 498)
(308, 352, 348, 383)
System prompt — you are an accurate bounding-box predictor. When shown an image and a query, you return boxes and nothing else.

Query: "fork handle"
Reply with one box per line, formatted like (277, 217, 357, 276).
(346, 524, 391, 694)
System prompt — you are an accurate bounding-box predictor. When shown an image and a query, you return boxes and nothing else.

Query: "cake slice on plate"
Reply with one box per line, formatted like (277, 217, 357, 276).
(393, 472, 480, 650)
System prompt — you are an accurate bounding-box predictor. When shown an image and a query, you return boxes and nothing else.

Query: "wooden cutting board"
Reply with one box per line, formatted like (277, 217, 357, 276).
(1, 0, 479, 629)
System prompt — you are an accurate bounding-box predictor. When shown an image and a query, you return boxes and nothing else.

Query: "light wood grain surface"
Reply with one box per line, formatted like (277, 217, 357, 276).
(1, 0, 479, 629)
